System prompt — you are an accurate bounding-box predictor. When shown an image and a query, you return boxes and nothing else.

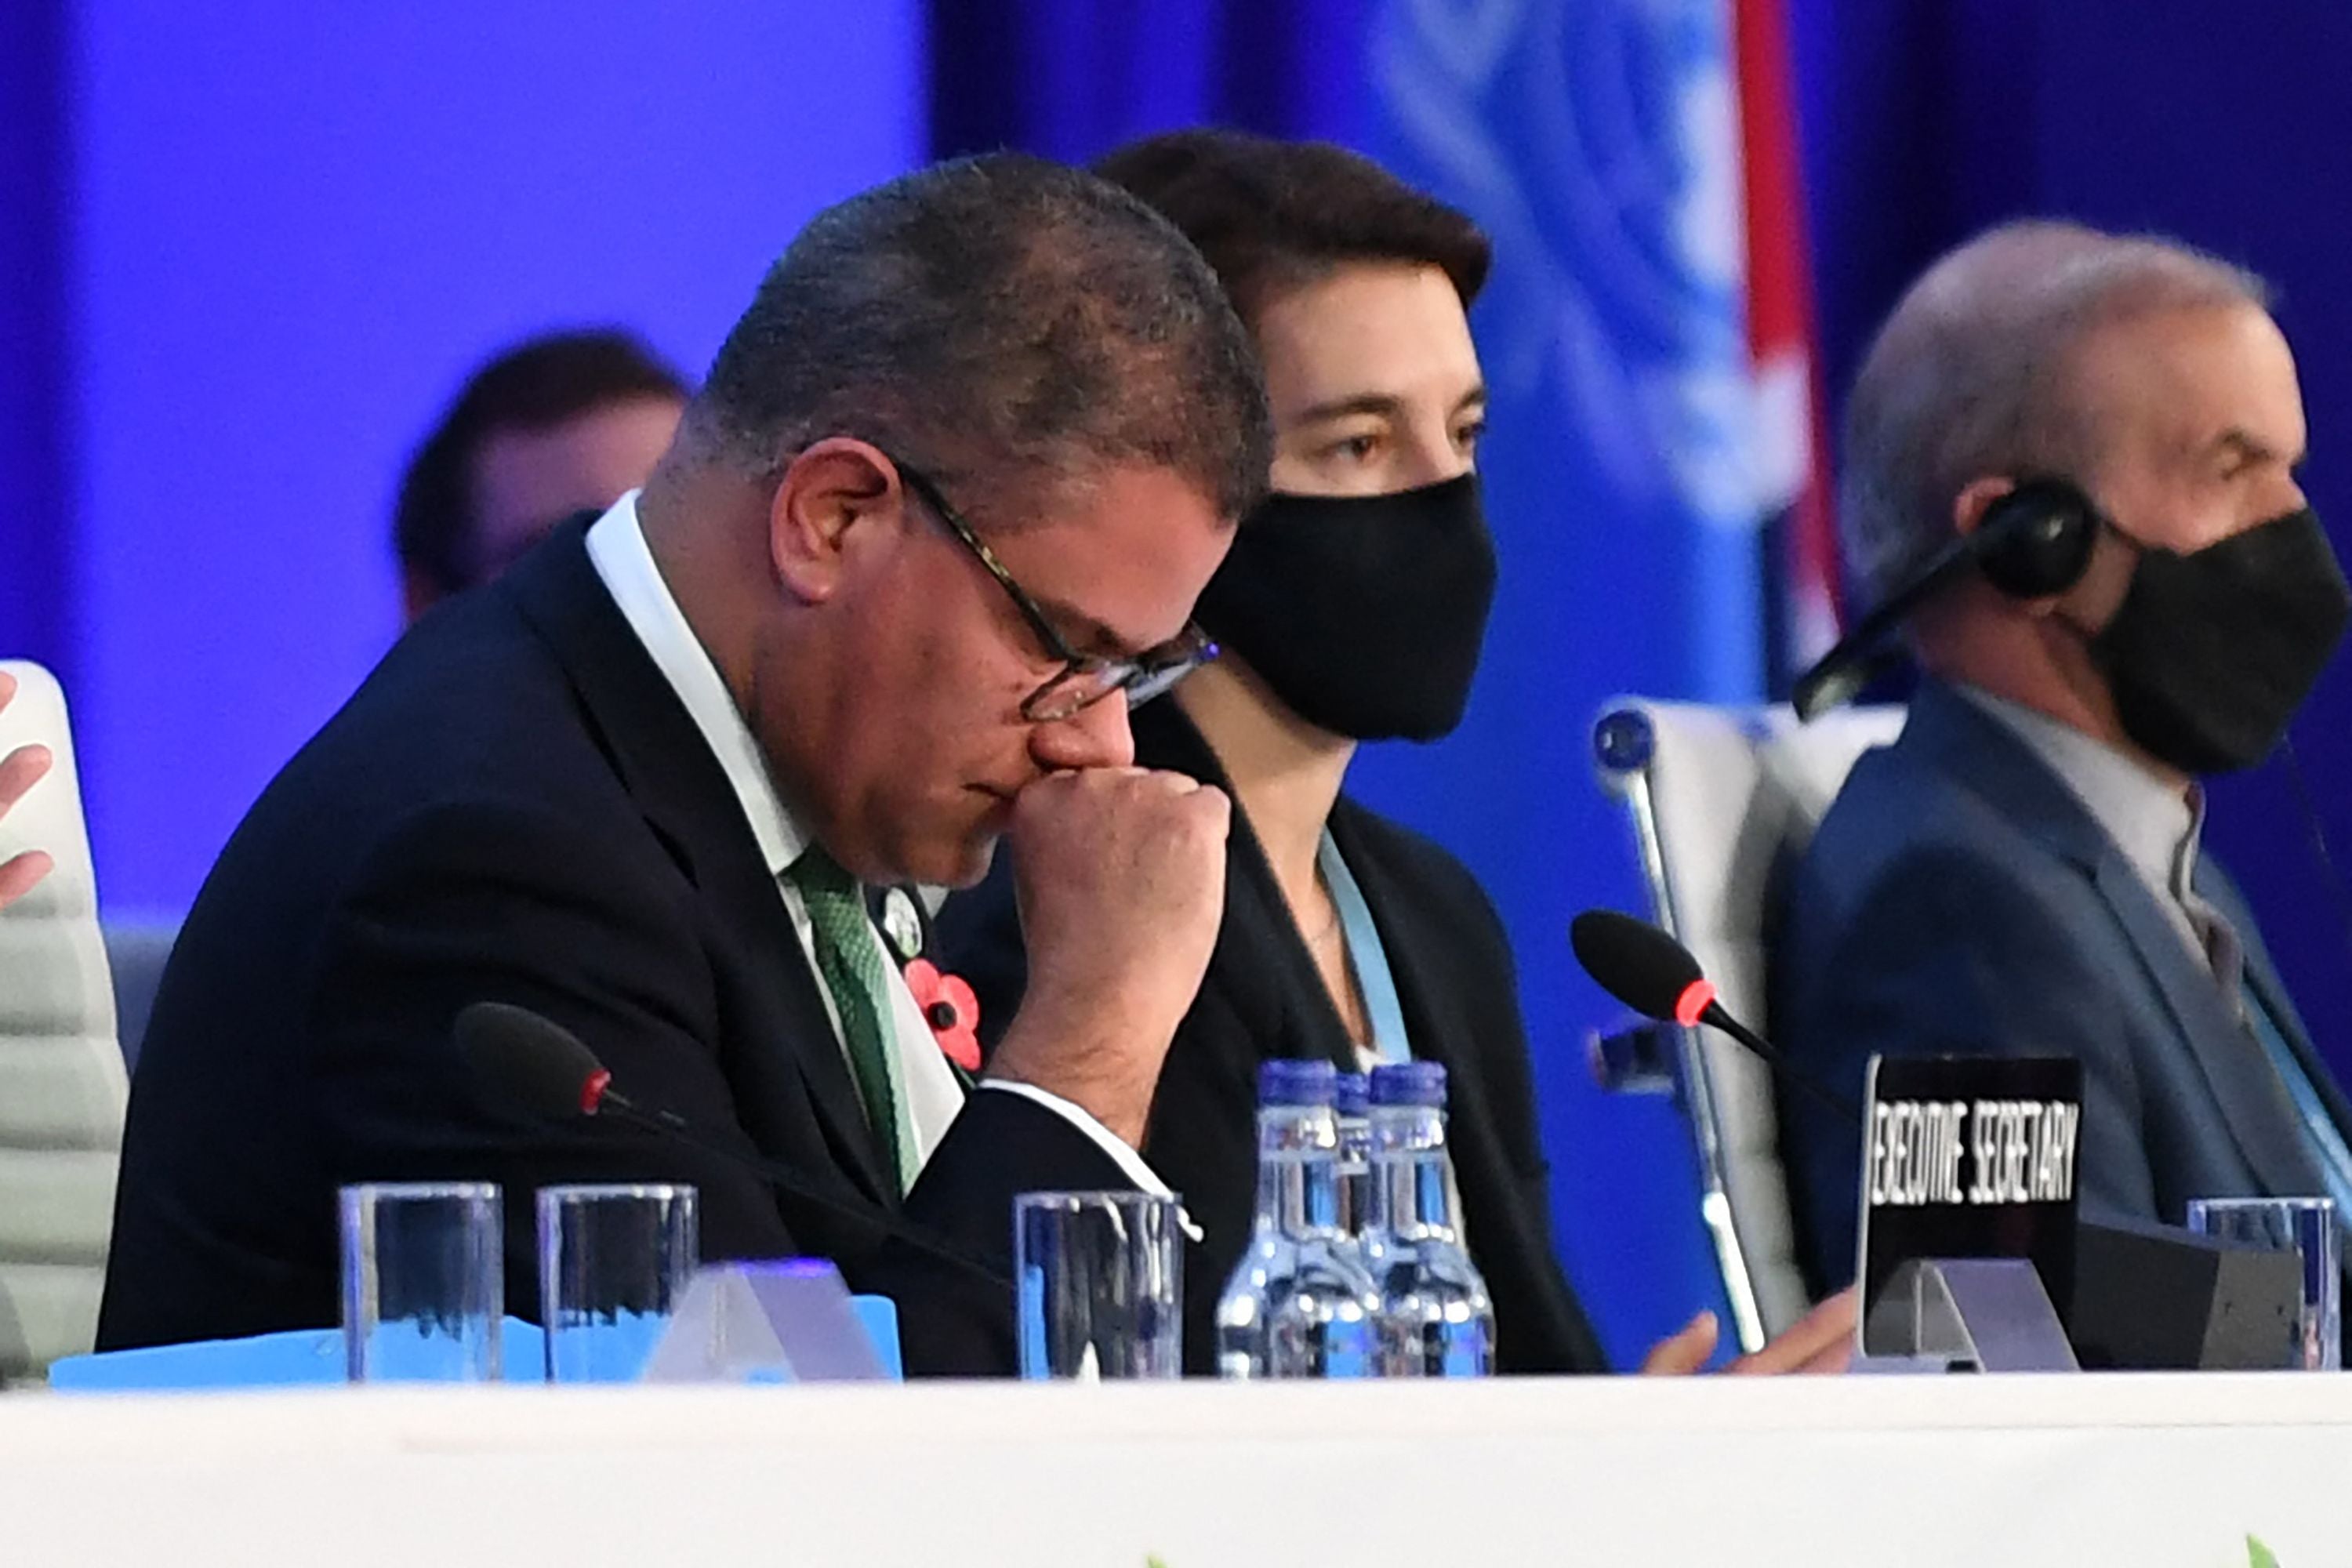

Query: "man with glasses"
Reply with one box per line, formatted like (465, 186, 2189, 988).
(886, 454, 1218, 722)
(98, 154, 1269, 1375)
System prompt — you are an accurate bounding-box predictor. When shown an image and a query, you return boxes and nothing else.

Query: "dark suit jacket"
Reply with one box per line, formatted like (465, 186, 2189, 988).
(934, 700, 1608, 1374)
(1773, 677, 2352, 1290)
(97, 520, 1128, 1374)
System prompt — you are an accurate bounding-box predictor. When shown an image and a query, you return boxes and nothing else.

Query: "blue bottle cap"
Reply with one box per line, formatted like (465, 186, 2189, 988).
(1258, 1058, 1338, 1106)
(1370, 1060, 1448, 1108)
(1334, 1073, 1370, 1116)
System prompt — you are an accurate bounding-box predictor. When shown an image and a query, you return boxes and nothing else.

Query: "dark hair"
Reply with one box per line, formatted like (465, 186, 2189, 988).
(684, 152, 1270, 526)
(1092, 129, 1490, 327)
(394, 328, 687, 597)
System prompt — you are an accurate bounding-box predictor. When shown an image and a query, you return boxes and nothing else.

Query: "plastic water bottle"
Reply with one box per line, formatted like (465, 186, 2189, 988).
(1361, 1061, 1495, 1377)
(1214, 1059, 1381, 1378)
(1334, 1073, 1373, 1239)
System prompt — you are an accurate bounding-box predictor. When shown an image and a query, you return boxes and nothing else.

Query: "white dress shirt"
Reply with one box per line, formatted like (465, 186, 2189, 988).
(1957, 685, 2222, 977)
(584, 492, 1167, 1194)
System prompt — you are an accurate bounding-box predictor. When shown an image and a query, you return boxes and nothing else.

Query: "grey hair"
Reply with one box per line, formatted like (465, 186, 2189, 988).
(681, 152, 1271, 527)
(1839, 219, 2271, 603)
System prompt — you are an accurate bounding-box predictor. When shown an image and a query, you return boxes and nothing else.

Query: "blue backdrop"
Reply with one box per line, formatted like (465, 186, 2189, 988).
(0, 0, 926, 921)
(9, 0, 2352, 1367)
(935, 0, 1758, 1364)
(1791, 0, 2352, 1098)
(935, 0, 2352, 1362)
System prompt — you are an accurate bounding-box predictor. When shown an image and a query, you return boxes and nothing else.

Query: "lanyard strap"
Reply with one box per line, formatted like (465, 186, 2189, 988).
(1318, 829, 1412, 1065)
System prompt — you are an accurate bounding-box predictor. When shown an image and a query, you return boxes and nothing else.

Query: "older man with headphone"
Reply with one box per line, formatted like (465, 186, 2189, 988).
(1775, 220, 2352, 1293)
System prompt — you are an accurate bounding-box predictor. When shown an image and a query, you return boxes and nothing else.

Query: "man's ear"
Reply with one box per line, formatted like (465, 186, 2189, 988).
(1953, 474, 2123, 622)
(1951, 475, 2018, 539)
(768, 437, 899, 604)
(1950, 474, 2060, 621)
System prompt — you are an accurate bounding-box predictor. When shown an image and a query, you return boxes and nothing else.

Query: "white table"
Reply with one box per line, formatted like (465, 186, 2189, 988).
(2, 1374, 2345, 1565)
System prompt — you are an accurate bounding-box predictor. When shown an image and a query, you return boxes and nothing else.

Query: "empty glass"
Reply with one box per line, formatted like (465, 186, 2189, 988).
(1014, 1191, 1183, 1380)
(536, 1183, 699, 1383)
(2187, 1196, 2341, 1370)
(340, 1181, 503, 1381)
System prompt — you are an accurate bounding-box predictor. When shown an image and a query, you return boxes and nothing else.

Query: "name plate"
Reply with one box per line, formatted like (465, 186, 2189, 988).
(1857, 1054, 2083, 1356)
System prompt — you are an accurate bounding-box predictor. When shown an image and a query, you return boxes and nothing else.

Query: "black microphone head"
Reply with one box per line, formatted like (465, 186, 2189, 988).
(455, 1001, 608, 1119)
(1570, 909, 1708, 1023)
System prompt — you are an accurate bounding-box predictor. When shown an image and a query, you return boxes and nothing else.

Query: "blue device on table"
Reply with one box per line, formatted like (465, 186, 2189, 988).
(47, 1297, 903, 1389)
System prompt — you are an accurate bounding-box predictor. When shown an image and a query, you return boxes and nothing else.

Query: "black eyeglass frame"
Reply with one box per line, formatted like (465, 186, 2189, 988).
(878, 448, 1218, 723)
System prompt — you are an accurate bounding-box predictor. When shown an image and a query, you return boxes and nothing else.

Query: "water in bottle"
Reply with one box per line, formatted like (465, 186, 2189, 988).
(1214, 1059, 1381, 1378)
(1360, 1061, 1495, 1377)
(1334, 1073, 1372, 1240)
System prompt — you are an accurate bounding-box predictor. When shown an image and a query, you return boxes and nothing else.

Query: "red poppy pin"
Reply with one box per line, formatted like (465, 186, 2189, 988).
(906, 959, 982, 1073)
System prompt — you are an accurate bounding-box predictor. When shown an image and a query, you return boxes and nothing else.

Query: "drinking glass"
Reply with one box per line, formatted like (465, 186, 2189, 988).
(341, 1181, 503, 1381)
(1014, 1191, 1183, 1380)
(536, 1183, 699, 1383)
(2187, 1196, 2340, 1370)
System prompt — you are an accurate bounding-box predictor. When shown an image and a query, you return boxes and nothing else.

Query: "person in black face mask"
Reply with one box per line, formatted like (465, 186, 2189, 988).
(1777, 220, 2352, 1310)
(936, 129, 1857, 1377)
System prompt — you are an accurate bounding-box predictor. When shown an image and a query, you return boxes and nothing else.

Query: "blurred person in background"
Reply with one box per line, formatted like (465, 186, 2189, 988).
(394, 328, 688, 621)
(937, 129, 1853, 1376)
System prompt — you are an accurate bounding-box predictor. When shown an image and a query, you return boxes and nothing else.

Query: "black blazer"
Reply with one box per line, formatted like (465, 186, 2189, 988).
(935, 700, 1609, 1374)
(1774, 677, 2352, 1290)
(96, 520, 1126, 1374)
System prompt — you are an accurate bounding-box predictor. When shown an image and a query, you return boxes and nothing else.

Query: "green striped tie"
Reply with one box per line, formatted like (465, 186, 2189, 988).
(788, 848, 913, 1193)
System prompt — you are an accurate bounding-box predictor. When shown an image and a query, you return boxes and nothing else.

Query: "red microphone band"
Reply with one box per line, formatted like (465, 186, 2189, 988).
(1672, 978, 1718, 1029)
(580, 1067, 613, 1116)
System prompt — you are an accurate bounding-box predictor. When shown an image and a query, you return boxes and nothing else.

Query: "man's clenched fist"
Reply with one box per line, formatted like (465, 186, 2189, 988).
(987, 767, 1231, 1145)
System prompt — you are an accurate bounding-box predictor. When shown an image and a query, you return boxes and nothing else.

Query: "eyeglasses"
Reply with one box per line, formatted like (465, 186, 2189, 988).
(881, 451, 1218, 723)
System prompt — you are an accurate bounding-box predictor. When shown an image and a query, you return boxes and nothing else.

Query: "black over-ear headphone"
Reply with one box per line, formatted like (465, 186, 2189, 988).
(1791, 476, 2107, 720)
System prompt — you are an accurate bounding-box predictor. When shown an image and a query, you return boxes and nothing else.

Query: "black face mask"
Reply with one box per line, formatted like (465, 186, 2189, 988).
(1194, 472, 1497, 742)
(2089, 506, 2350, 774)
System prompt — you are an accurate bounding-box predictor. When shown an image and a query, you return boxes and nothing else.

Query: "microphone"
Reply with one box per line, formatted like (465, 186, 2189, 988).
(1569, 909, 1859, 1125)
(456, 1002, 670, 1123)
(454, 1001, 1011, 1287)
(1566, 924, 2288, 1367)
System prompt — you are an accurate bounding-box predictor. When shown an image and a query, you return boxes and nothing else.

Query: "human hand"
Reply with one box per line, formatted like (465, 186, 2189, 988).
(988, 766, 1230, 1145)
(1639, 1287, 1857, 1376)
(1638, 1309, 1723, 1375)
(0, 671, 55, 911)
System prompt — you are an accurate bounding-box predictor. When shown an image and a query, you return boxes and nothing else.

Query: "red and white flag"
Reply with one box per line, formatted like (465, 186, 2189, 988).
(1734, 0, 1843, 675)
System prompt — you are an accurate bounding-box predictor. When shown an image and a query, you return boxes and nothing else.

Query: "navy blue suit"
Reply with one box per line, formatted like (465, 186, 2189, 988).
(1773, 679, 2352, 1290)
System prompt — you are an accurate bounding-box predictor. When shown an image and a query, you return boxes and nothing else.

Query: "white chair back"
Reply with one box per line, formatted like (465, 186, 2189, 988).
(1593, 698, 1904, 1346)
(0, 660, 127, 1381)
